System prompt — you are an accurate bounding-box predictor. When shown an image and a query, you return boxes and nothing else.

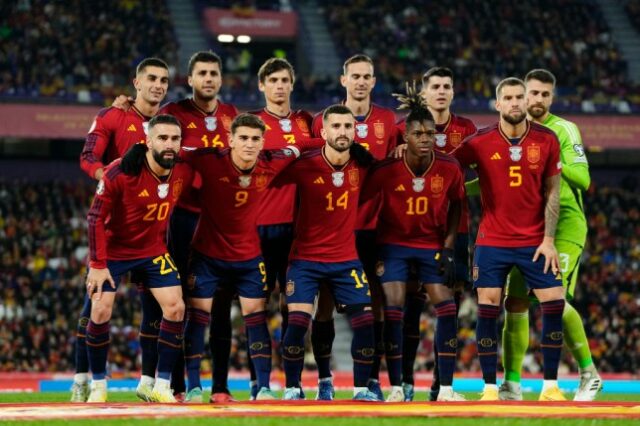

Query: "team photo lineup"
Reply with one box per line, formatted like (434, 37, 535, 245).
(66, 43, 603, 406)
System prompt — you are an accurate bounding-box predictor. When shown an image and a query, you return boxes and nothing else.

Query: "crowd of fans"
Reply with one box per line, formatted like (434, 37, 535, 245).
(0, 0, 178, 104)
(322, 0, 637, 113)
(1, 1, 639, 112)
(1, 174, 638, 376)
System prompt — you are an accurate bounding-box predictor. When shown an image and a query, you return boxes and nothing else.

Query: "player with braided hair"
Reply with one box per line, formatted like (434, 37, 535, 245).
(360, 82, 466, 401)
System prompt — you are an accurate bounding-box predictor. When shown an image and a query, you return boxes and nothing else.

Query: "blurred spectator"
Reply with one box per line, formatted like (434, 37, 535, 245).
(0, 0, 178, 105)
(321, 0, 637, 113)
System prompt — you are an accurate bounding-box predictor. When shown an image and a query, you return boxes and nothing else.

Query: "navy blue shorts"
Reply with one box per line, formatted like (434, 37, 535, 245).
(186, 251, 267, 299)
(285, 259, 372, 306)
(377, 244, 444, 285)
(103, 254, 181, 292)
(258, 223, 293, 292)
(472, 246, 563, 290)
(167, 206, 199, 279)
(455, 233, 470, 284)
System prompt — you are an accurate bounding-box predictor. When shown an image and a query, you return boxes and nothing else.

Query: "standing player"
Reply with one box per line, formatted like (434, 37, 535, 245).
(454, 77, 565, 401)
(85, 114, 193, 403)
(72, 58, 169, 402)
(310, 54, 397, 400)
(277, 105, 379, 401)
(180, 114, 321, 402)
(399, 67, 477, 401)
(361, 86, 466, 402)
(160, 51, 238, 402)
(249, 57, 313, 398)
(500, 69, 600, 401)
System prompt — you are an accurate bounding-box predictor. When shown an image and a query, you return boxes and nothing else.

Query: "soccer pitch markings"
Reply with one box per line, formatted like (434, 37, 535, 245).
(1, 401, 639, 421)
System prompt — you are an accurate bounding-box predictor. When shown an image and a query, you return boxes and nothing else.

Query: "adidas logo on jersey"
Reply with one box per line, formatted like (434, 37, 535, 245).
(394, 184, 406, 192)
(491, 152, 502, 160)
(314, 177, 325, 184)
(138, 189, 149, 197)
(219, 177, 230, 183)
(187, 122, 197, 129)
(127, 124, 137, 132)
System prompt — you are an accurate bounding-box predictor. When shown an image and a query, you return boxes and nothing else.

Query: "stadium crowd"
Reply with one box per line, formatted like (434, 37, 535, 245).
(1, 0, 639, 112)
(323, 0, 636, 113)
(1, 176, 638, 375)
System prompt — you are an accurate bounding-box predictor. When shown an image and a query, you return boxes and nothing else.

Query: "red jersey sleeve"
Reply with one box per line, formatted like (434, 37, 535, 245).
(87, 167, 120, 268)
(447, 163, 466, 202)
(80, 108, 119, 179)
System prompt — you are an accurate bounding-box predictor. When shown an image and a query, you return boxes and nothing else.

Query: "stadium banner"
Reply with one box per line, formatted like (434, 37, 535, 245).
(0, 104, 638, 149)
(0, 104, 95, 139)
(203, 8, 298, 38)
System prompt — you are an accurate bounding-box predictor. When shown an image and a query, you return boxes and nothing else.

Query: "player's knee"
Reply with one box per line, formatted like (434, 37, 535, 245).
(90, 302, 113, 323)
(162, 299, 185, 321)
(504, 296, 529, 313)
(384, 292, 404, 307)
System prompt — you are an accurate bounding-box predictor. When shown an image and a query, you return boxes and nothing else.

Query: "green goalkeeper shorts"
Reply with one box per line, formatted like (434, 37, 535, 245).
(505, 239, 582, 301)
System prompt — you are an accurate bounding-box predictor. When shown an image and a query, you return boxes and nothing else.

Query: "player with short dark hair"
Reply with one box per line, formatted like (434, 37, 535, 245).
(500, 69, 600, 401)
(72, 57, 170, 403)
(398, 66, 477, 401)
(180, 113, 321, 402)
(310, 54, 397, 401)
(277, 106, 379, 401)
(361, 83, 466, 402)
(247, 57, 313, 399)
(159, 50, 239, 402)
(454, 77, 566, 401)
(84, 114, 194, 403)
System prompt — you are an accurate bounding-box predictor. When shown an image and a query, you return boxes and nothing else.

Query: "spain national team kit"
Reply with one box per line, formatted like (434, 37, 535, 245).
(87, 159, 194, 288)
(454, 121, 562, 288)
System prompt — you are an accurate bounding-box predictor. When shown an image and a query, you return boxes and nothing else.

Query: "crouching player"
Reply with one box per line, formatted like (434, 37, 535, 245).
(84, 115, 193, 403)
(361, 85, 466, 401)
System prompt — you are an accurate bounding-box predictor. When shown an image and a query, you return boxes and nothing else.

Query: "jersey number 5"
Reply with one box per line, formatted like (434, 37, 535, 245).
(509, 166, 522, 187)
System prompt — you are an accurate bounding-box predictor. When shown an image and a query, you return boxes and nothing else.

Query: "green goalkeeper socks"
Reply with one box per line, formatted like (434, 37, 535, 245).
(562, 303, 594, 370)
(501, 311, 529, 383)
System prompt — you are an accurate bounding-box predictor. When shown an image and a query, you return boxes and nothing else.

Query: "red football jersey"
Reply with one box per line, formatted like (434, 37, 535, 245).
(312, 103, 397, 231)
(80, 106, 150, 179)
(274, 148, 368, 262)
(397, 112, 477, 233)
(361, 153, 465, 249)
(453, 121, 562, 247)
(87, 159, 194, 268)
(250, 108, 313, 226)
(161, 99, 239, 213)
(185, 146, 304, 262)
